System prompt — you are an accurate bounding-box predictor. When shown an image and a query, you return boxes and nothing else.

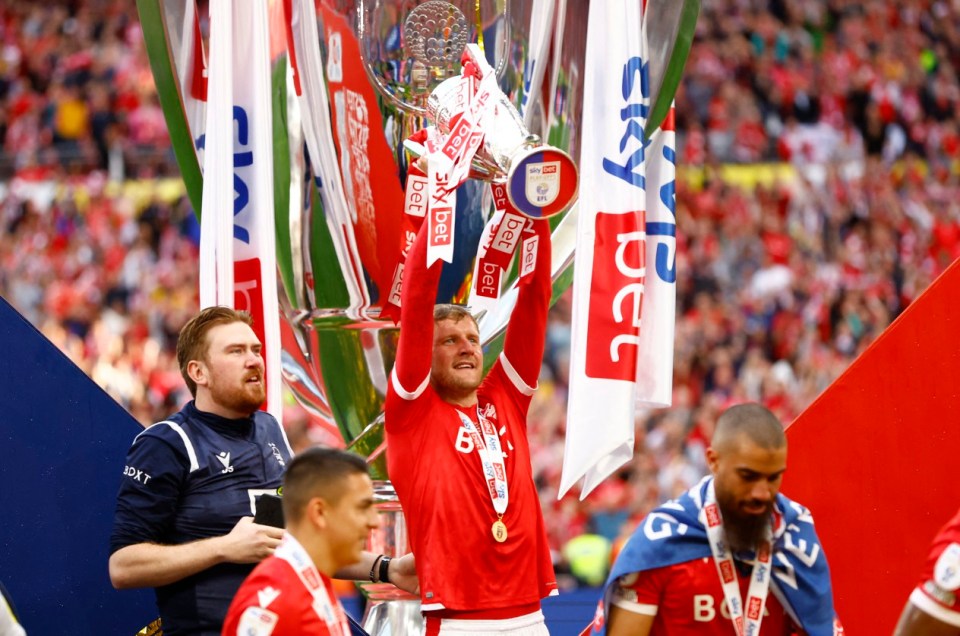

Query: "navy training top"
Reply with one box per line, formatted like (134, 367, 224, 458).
(110, 401, 292, 636)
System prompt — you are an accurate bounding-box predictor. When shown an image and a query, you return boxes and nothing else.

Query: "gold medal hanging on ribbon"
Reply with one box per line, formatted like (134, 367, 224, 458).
(456, 410, 510, 544)
(492, 516, 508, 543)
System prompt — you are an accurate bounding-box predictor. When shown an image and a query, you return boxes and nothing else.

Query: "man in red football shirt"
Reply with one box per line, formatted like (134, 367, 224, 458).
(605, 403, 841, 636)
(385, 214, 558, 634)
(222, 448, 383, 636)
(895, 507, 960, 636)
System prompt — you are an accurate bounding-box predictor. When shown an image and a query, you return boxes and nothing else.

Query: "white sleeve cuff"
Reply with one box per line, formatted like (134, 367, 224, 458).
(391, 367, 430, 400)
(910, 587, 960, 628)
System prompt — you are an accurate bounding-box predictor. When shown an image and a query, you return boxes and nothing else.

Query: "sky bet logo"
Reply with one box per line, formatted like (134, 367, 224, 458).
(585, 211, 645, 381)
(195, 105, 255, 245)
(602, 55, 678, 286)
(602, 56, 650, 190)
(528, 164, 557, 175)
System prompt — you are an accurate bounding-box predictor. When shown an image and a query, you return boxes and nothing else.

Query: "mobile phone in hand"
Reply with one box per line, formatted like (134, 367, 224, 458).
(253, 493, 285, 528)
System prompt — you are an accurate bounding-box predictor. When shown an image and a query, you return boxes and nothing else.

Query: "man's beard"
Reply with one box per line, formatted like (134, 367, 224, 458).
(433, 367, 482, 395)
(718, 498, 773, 552)
(210, 374, 265, 416)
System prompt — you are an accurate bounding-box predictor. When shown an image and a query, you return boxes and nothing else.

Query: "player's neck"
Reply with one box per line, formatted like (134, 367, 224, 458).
(431, 375, 479, 407)
(193, 392, 253, 420)
(438, 388, 478, 408)
(292, 529, 336, 578)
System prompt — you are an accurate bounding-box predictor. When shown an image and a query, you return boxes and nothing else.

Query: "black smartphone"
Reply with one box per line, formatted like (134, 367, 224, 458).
(253, 493, 285, 528)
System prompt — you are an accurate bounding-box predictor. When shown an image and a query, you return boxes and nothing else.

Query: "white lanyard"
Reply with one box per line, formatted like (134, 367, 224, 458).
(275, 534, 350, 635)
(456, 407, 509, 516)
(704, 480, 774, 636)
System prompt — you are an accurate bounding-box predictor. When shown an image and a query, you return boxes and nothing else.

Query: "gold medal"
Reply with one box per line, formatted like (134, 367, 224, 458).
(492, 518, 508, 543)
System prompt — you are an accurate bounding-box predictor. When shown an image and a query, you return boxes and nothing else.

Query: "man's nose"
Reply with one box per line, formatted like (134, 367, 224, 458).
(751, 481, 774, 502)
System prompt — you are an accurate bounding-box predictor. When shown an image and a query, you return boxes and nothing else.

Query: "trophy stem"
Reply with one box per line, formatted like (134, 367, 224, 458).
(359, 481, 423, 635)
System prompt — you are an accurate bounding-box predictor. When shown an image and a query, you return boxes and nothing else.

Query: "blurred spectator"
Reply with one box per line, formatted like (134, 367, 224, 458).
(0, 1, 176, 178)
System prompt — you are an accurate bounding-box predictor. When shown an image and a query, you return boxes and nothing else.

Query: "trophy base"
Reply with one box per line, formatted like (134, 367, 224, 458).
(362, 598, 424, 636)
(506, 146, 579, 219)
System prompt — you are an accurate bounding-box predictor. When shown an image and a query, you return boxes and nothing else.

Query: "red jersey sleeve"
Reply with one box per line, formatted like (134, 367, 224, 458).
(500, 219, 552, 388)
(391, 211, 442, 400)
(909, 508, 960, 628)
(609, 567, 669, 618)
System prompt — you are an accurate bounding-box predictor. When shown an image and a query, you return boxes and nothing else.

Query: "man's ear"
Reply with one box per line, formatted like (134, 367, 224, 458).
(187, 359, 207, 388)
(705, 446, 720, 475)
(305, 496, 329, 530)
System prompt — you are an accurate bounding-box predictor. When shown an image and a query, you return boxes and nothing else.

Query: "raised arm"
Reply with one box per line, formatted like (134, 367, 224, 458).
(392, 217, 443, 392)
(501, 219, 552, 385)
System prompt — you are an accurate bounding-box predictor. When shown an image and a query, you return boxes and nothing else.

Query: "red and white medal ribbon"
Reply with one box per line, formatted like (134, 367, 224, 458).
(275, 534, 350, 635)
(456, 408, 509, 518)
(704, 479, 773, 636)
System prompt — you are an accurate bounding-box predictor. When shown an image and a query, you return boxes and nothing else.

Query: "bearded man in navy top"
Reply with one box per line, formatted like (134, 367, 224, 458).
(109, 307, 417, 635)
(109, 306, 292, 635)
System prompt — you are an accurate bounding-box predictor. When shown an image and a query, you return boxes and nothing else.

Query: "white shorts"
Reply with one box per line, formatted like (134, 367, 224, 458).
(424, 610, 549, 635)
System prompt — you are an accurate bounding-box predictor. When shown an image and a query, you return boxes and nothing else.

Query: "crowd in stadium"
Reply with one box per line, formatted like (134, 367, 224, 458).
(3, 0, 960, 588)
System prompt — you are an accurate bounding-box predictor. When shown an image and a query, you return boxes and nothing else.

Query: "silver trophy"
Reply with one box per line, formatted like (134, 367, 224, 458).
(137, 0, 697, 632)
(418, 45, 579, 219)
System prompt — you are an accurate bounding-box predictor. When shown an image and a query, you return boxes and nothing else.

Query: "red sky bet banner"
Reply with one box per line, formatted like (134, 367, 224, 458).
(199, 0, 285, 428)
(560, 0, 676, 499)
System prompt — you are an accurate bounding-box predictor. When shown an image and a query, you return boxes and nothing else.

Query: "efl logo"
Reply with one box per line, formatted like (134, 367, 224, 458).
(585, 211, 646, 381)
(705, 503, 722, 528)
(719, 560, 735, 584)
(747, 597, 762, 621)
